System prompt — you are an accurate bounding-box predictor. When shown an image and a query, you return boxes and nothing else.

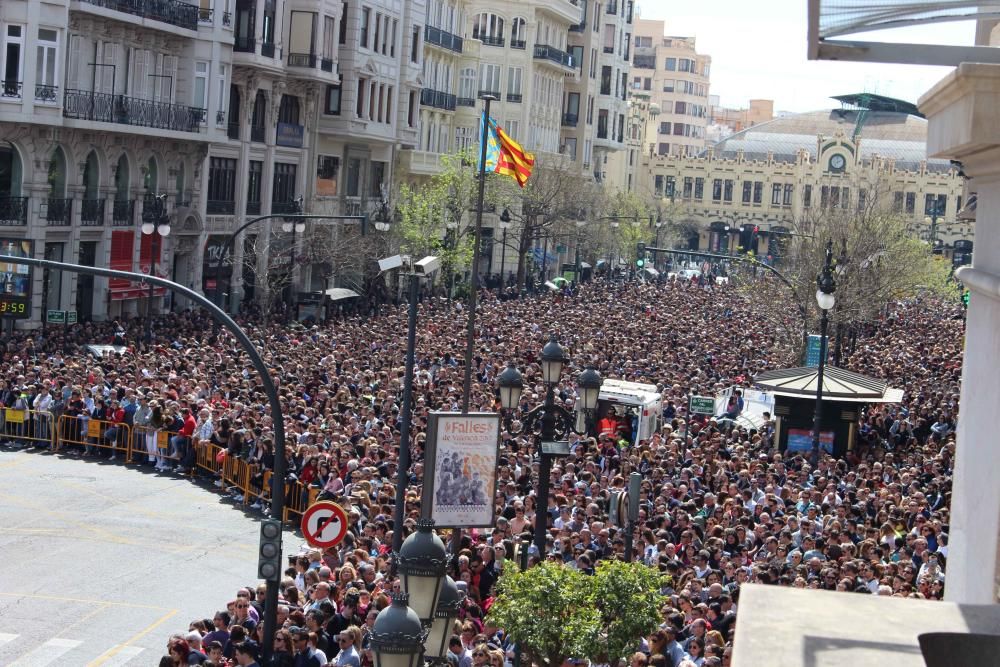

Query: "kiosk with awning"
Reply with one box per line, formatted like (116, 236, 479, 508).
(753, 366, 903, 458)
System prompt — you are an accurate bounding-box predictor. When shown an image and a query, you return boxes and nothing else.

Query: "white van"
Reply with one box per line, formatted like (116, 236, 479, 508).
(594, 379, 663, 443)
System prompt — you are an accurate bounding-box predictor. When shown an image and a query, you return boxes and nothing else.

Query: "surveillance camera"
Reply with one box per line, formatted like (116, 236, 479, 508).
(412, 256, 441, 276)
(377, 255, 404, 273)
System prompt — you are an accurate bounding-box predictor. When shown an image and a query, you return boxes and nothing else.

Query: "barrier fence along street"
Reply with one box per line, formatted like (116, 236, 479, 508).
(0, 421, 320, 524)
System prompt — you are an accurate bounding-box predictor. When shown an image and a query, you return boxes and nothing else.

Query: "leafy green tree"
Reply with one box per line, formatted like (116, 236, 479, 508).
(486, 561, 662, 667)
(592, 560, 663, 667)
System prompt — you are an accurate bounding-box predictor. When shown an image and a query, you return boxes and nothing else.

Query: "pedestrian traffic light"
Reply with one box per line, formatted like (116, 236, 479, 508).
(636, 242, 646, 268)
(258, 519, 283, 581)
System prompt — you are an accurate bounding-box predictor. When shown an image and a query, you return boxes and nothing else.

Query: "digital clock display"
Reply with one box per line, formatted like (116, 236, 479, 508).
(0, 296, 29, 318)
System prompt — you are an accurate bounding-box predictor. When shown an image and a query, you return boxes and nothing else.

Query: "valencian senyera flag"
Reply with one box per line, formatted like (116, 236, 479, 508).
(478, 113, 535, 187)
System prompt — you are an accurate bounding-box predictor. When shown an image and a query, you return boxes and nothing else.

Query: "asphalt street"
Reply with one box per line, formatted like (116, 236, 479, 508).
(0, 445, 303, 666)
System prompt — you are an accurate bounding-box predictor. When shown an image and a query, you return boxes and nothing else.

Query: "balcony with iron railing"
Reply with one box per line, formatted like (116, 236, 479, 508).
(197, 7, 212, 23)
(288, 53, 316, 68)
(81, 198, 106, 225)
(506, 93, 522, 103)
(562, 112, 578, 127)
(207, 200, 235, 215)
(420, 88, 457, 111)
(45, 198, 73, 226)
(63, 89, 206, 133)
(35, 84, 58, 103)
(511, 39, 526, 50)
(457, 97, 476, 107)
(2, 81, 22, 98)
(0, 197, 28, 225)
(533, 44, 575, 69)
(112, 199, 135, 226)
(425, 25, 463, 53)
(478, 35, 505, 47)
(233, 34, 255, 53)
(73, 0, 199, 31)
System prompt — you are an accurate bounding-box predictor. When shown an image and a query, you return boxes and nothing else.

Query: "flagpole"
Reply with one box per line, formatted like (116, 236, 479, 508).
(462, 94, 495, 414)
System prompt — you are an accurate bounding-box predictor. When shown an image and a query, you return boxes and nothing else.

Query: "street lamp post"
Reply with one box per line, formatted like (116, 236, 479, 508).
(141, 194, 171, 344)
(280, 197, 306, 304)
(924, 197, 946, 252)
(497, 336, 602, 557)
(498, 208, 511, 292)
(370, 520, 465, 667)
(811, 240, 836, 467)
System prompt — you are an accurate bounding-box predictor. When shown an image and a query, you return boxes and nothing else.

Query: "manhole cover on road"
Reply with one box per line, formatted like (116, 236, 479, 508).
(37, 473, 98, 483)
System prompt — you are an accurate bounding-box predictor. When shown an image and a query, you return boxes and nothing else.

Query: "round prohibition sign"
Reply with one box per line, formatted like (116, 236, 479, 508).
(301, 501, 349, 548)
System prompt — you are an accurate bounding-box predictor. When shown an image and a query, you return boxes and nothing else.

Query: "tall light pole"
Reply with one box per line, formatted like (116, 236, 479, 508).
(498, 208, 511, 292)
(497, 336, 602, 557)
(811, 240, 836, 467)
(924, 196, 946, 253)
(141, 194, 171, 344)
(280, 197, 306, 305)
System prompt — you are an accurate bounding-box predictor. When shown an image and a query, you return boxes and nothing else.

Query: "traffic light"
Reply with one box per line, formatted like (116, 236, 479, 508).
(257, 519, 283, 580)
(636, 242, 646, 268)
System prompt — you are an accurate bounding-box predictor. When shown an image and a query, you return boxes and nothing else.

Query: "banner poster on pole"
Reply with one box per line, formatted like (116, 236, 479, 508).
(421, 412, 501, 528)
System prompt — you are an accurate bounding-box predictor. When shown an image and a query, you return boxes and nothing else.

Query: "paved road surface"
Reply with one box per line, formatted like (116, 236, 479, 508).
(0, 446, 299, 666)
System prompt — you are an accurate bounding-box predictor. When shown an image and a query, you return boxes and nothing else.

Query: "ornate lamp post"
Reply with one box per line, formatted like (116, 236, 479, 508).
(811, 240, 836, 466)
(141, 194, 171, 344)
(497, 335, 602, 557)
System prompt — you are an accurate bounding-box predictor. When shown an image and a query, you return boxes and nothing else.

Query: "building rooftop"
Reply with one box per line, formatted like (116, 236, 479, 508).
(706, 108, 951, 173)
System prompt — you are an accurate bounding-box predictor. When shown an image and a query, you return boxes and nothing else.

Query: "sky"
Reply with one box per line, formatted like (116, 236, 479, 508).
(638, 0, 977, 112)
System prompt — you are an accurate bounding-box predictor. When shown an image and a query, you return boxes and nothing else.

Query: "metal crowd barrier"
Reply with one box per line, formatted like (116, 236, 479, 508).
(56, 415, 130, 458)
(1, 408, 56, 448)
(5, 415, 322, 525)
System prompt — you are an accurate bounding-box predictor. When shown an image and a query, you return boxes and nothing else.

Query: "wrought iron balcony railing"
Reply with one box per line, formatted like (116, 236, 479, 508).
(0, 196, 28, 225)
(63, 89, 206, 133)
(425, 25, 463, 53)
(479, 35, 504, 47)
(511, 39, 526, 50)
(81, 198, 106, 225)
(198, 7, 212, 23)
(1, 80, 21, 98)
(288, 53, 316, 68)
(420, 88, 457, 111)
(35, 84, 58, 102)
(75, 0, 199, 31)
(45, 198, 73, 226)
(112, 199, 135, 226)
(534, 44, 575, 68)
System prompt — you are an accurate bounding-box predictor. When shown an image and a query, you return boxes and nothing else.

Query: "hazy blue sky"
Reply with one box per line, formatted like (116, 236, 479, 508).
(639, 0, 976, 112)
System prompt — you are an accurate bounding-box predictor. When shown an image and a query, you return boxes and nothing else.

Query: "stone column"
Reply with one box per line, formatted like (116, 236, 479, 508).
(919, 63, 1000, 604)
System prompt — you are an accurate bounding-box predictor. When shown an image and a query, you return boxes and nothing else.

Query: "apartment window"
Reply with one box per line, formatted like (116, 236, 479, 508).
(472, 13, 504, 42)
(247, 161, 263, 213)
(905, 192, 915, 214)
(821, 185, 829, 209)
(511, 17, 527, 44)
(675, 101, 686, 115)
(723, 179, 733, 202)
(658, 122, 671, 134)
(858, 188, 867, 211)
(278, 94, 300, 124)
(192, 61, 208, 110)
(407, 90, 416, 126)
(587, 95, 594, 124)
(391, 19, 397, 57)
(325, 84, 341, 114)
(664, 176, 675, 197)
(369, 161, 385, 197)
(340, 1, 348, 44)
(840, 187, 850, 209)
(506, 119, 519, 138)
(361, 8, 370, 48)
(207, 157, 237, 206)
(507, 66, 522, 99)
(479, 63, 500, 94)
(658, 143, 669, 156)
(411, 26, 420, 62)
(771, 183, 781, 205)
(742, 181, 752, 203)
(712, 179, 722, 201)
(830, 186, 841, 209)
(36, 28, 59, 95)
(783, 183, 793, 206)
(753, 181, 762, 204)
(459, 67, 475, 100)
(374, 12, 382, 54)
(663, 79, 674, 93)
(323, 16, 336, 60)
(672, 123, 684, 136)
(804, 184, 812, 208)
(694, 177, 704, 200)
(893, 191, 904, 213)
(356, 77, 367, 117)
(570, 45, 584, 71)
(217, 64, 227, 117)
(272, 162, 298, 204)
(3, 25, 24, 96)
(665, 57, 676, 70)
(600, 65, 611, 95)
(589, 48, 597, 78)
(682, 177, 693, 199)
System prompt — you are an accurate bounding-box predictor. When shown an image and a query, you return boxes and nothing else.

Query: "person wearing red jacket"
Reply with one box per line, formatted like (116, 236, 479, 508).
(103, 400, 126, 461)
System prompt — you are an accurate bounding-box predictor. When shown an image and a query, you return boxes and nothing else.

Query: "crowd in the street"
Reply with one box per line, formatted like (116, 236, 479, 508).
(0, 276, 963, 667)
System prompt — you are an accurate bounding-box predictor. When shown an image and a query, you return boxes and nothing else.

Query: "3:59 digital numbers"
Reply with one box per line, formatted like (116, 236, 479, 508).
(0, 300, 27, 314)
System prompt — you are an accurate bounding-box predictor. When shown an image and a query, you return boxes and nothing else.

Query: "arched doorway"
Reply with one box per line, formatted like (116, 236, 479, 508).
(709, 221, 731, 253)
(144, 156, 158, 195)
(113, 154, 131, 224)
(0, 143, 24, 223)
(46, 146, 70, 224)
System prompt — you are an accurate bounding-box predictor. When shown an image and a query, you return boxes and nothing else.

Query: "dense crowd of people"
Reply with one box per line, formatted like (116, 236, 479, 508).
(0, 277, 963, 667)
